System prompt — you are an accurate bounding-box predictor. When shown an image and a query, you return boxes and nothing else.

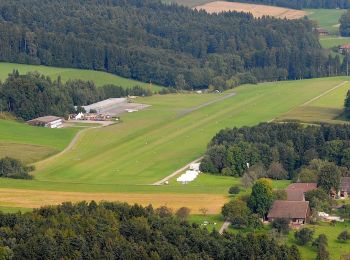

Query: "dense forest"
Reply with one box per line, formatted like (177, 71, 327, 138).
(0, 71, 151, 120)
(0, 201, 300, 259)
(228, 0, 350, 9)
(201, 123, 350, 179)
(0, 0, 342, 89)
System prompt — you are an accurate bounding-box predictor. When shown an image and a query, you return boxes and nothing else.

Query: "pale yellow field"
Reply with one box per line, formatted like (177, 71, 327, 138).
(0, 188, 227, 214)
(195, 1, 307, 19)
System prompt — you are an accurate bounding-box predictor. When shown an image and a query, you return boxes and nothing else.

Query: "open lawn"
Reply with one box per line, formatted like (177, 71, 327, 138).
(288, 221, 350, 260)
(0, 77, 349, 213)
(195, 1, 307, 19)
(188, 214, 225, 232)
(0, 62, 163, 91)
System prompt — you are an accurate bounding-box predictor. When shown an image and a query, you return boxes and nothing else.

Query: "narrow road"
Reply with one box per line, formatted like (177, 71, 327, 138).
(152, 156, 203, 185)
(219, 221, 230, 234)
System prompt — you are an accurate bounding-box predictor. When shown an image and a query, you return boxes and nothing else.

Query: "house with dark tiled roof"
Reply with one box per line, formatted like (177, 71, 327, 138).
(285, 183, 317, 201)
(267, 201, 310, 225)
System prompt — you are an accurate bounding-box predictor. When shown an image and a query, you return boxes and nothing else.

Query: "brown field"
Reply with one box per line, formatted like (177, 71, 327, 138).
(194, 1, 308, 19)
(0, 188, 228, 214)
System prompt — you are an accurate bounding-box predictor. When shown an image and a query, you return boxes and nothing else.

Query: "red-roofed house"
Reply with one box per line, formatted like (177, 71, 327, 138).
(267, 201, 311, 225)
(339, 44, 350, 54)
(286, 183, 317, 193)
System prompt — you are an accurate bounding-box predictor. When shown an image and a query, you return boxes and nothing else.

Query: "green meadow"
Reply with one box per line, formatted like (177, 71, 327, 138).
(306, 9, 346, 34)
(0, 62, 163, 90)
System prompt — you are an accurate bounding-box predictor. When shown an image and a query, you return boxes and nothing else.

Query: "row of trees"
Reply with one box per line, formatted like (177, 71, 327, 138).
(228, 0, 350, 9)
(201, 123, 350, 180)
(0, 71, 151, 120)
(0, 0, 341, 88)
(0, 201, 301, 259)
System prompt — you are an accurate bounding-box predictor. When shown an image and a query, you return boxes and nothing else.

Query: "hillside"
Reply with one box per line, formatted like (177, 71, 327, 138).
(0, 0, 336, 88)
(0, 62, 163, 90)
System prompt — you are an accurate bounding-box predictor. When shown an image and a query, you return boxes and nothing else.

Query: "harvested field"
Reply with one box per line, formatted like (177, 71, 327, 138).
(195, 1, 307, 19)
(0, 188, 228, 214)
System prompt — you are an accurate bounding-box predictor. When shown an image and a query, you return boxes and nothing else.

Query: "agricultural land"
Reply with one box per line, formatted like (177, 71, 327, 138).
(194, 1, 307, 19)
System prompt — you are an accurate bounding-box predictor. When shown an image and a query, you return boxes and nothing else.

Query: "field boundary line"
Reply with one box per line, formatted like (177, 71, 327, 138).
(301, 80, 349, 106)
(152, 156, 203, 185)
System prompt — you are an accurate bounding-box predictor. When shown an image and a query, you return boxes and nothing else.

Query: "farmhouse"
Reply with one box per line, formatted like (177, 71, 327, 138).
(339, 44, 350, 54)
(338, 177, 350, 199)
(267, 200, 310, 225)
(315, 27, 329, 36)
(27, 116, 63, 128)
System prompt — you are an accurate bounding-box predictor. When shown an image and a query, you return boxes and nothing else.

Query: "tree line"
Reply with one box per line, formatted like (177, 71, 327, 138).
(0, 0, 342, 89)
(200, 123, 350, 180)
(0, 201, 301, 259)
(0, 71, 151, 120)
(227, 0, 350, 9)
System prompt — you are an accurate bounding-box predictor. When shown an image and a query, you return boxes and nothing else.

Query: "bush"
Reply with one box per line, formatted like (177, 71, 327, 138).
(0, 157, 33, 179)
(175, 207, 191, 220)
(271, 218, 290, 235)
(312, 234, 328, 248)
(294, 228, 314, 245)
(228, 186, 240, 195)
(337, 230, 350, 242)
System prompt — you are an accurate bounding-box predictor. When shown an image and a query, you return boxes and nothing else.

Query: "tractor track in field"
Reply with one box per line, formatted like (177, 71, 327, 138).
(177, 92, 236, 118)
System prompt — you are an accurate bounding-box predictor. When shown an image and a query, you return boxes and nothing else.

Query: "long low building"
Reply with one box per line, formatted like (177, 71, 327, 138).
(82, 98, 127, 114)
(27, 116, 63, 128)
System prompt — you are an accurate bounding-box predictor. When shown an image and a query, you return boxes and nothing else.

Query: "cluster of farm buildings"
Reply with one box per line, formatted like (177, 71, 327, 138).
(267, 178, 350, 227)
(27, 98, 149, 128)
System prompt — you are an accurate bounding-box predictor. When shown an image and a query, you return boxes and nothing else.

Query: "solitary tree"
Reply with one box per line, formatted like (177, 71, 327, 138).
(294, 228, 314, 245)
(248, 178, 274, 218)
(176, 207, 191, 220)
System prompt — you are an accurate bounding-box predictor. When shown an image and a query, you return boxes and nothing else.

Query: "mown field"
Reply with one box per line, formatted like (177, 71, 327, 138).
(0, 62, 163, 90)
(0, 77, 349, 212)
(276, 79, 350, 124)
(0, 119, 80, 164)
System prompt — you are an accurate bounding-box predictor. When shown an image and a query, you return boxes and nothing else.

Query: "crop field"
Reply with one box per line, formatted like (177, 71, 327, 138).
(276, 79, 350, 124)
(0, 77, 349, 212)
(195, 1, 307, 19)
(0, 62, 163, 90)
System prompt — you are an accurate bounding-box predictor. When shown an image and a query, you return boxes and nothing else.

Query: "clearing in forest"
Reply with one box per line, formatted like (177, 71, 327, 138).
(194, 1, 307, 19)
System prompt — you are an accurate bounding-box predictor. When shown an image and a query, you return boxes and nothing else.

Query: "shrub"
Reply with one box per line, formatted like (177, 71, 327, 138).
(228, 186, 240, 195)
(337, 230, 350, 242)
(175, 207, 191, 220)
(271, 218, 290, 235)
(294, 228, 314, 245)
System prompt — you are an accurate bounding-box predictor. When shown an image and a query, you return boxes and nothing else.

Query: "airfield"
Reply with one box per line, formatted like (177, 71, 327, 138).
(0, 75, 350, 214)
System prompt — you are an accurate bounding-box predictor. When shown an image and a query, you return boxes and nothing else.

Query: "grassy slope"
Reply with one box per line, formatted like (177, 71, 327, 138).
(0, 77, 346, 194)
(0, 62, 163, 90)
